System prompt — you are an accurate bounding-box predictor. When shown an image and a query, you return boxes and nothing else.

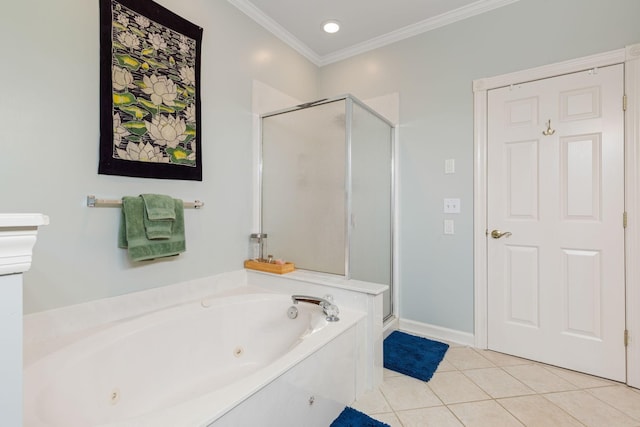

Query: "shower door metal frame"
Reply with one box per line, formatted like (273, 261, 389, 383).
(344, 97, 353, 278)
(260, 94, 395, 318)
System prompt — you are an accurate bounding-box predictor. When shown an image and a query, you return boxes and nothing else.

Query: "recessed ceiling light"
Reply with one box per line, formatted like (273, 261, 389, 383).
(323, 20, 340, 34)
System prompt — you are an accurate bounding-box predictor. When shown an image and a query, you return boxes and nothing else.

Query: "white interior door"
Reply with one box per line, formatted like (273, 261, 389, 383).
(487, 64, 626, 381)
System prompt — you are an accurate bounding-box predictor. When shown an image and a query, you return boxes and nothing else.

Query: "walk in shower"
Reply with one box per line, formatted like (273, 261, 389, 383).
(260, 95, 394, 319)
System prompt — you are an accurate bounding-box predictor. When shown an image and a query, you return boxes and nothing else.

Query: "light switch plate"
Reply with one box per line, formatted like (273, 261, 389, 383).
(444, 219, 454, 234)
(444, 198, 461, 214)
(445, 159, 455, 174)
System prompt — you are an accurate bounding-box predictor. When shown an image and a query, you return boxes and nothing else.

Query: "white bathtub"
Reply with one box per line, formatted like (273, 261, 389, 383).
(24, 290, 365, 427)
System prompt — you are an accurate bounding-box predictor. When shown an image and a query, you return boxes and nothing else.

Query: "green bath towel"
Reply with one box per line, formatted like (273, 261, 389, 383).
(141, 194, 175, 240)
(119, 196, 185, 262)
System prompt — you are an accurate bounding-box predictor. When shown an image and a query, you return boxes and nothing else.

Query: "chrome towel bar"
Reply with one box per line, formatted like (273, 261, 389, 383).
(86, 195, 204, 209)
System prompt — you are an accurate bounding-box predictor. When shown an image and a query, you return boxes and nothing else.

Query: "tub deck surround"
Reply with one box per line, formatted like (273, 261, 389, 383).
(23, 269, 385, 427)
(249, 268, 389, 296)
(24, 291, 366, 427)
(23, 270, 248, 364)
(24, 269, 387, 361)
(246, 269, 388, 393)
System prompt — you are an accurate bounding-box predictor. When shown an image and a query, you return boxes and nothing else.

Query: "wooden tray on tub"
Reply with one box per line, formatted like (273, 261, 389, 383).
(244, 259, 295, 274)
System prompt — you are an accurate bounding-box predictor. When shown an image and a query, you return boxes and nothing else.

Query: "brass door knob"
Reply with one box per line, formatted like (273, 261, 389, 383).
(491, 230, 512, 239)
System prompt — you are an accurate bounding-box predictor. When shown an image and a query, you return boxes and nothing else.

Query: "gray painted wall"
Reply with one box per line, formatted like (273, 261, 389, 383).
(3, 0, 318, 313)
(318, 0, 640, 333)
(7, 0, 640, 335)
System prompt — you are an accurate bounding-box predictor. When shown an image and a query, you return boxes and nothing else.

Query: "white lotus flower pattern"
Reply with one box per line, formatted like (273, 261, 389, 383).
(145, 114, 187, 148)
(179, 66, 195, 86)
(178, 35, 193, 55)
(141, 74, 177, 106)
(117, 14, 129, 28)
(117, 142, 170, 163)
(147, 33, 167, 51)
(113, 113, 130, 145)
(183, 104, 196, 123)
(108, 2, 198, 168)
(134, 16, 150, 28)
(112, 66, 134, 91)
(117, 32, 139, 50)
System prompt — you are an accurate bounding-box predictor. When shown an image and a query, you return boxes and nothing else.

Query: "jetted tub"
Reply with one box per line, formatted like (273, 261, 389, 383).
(24, 290, 365, 427)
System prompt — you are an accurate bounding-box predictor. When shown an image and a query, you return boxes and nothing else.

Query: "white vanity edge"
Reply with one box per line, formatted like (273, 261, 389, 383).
(0, 213, 48, 427)
(0, 213, 49, 276)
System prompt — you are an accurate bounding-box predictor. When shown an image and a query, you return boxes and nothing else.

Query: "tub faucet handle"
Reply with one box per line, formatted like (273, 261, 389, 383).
(322, 294, 334, 305)
(324, 304, 340, 322)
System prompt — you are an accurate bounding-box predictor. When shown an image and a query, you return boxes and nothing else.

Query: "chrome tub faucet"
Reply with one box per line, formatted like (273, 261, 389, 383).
(291, 295, 340, 322)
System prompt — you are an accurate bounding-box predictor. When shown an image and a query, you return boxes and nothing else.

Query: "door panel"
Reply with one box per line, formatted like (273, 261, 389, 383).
(487, 64, 625, 381)
(505, 245, 539, 328)
(561, 134, 601, 219)
(563, 248, 601, 339)
(506, 140, 539, 219)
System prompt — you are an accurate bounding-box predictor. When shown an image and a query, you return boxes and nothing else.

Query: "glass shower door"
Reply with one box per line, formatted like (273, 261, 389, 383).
(261, 95, 394, 319)
(261, 100, 347, 275)
(349, 100, 393, 317)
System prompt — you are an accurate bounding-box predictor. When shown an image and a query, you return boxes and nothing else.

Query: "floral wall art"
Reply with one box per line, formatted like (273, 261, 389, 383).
(99, 0, 203, 180)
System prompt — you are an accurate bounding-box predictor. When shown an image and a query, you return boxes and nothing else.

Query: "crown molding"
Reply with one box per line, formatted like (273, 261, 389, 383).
(229, 0, 520, 67)
(319, 0, 521, 66)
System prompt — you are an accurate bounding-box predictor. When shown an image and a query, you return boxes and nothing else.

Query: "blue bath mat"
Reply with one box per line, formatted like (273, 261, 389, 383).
(330, 407, 390, 427)
(383, 330, 449, 382)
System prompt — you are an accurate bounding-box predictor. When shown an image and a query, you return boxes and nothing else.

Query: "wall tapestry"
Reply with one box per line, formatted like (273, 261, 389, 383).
(99, 0, 203, 180)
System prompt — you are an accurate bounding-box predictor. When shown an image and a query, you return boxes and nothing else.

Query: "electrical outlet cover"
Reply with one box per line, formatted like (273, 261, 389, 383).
(443, 198, 461, 214)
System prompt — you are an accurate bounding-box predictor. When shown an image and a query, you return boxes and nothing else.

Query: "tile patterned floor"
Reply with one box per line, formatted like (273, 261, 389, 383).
(351, 344, 640, 427)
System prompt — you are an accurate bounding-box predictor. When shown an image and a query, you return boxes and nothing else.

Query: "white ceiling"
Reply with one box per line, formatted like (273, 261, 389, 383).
(228, 0, 520, 66)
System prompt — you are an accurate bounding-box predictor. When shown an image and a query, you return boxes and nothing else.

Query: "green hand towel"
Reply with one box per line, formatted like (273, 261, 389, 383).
(140, 194, 176, 220)
(141, 194, 175, 240)
(119, 197, 185, 262)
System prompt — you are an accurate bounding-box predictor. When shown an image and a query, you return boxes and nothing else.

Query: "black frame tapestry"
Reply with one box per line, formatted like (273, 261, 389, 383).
(99, 0, 203, 181)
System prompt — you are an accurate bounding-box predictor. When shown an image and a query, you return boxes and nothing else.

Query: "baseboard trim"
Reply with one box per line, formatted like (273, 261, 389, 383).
(399, 318, 475, 346)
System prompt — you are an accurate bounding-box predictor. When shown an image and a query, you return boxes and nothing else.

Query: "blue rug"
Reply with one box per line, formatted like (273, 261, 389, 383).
(330, 407, 390, 427)
(383, 330, 449, 382)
